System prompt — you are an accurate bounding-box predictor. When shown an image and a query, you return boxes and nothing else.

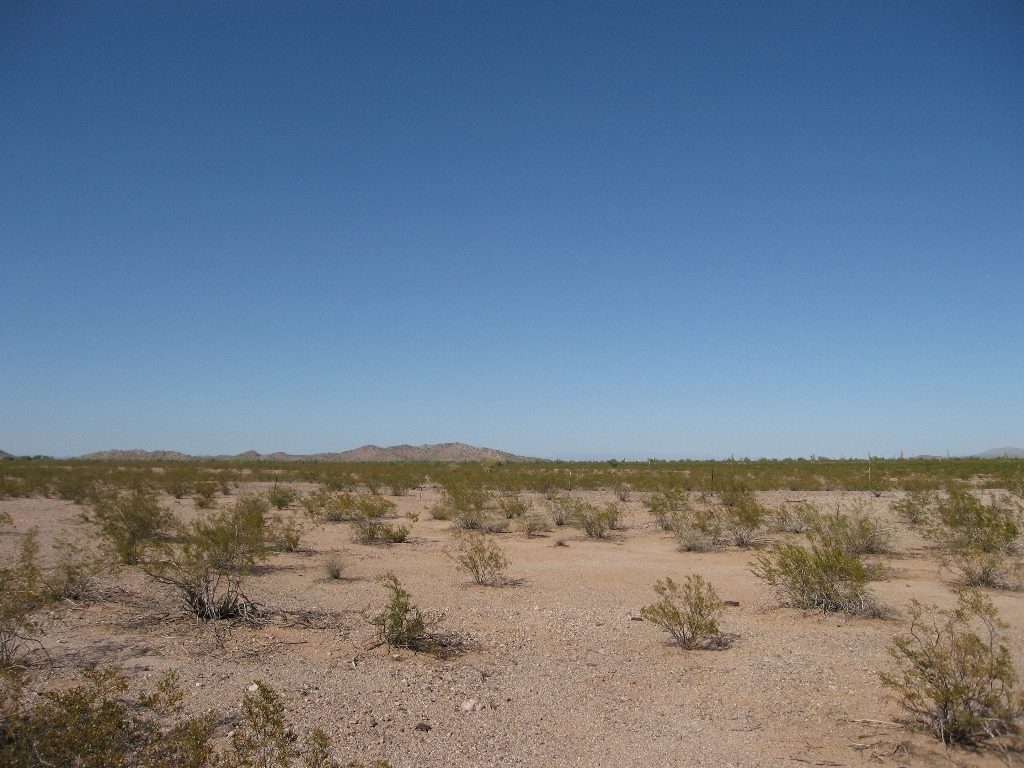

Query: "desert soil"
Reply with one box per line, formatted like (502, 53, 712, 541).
(3, 487, 1022, 768)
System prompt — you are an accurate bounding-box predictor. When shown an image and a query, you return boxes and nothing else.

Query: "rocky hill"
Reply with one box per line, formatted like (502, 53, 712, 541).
(77, 442, 535, 462)
(974, 446, 1024, 459)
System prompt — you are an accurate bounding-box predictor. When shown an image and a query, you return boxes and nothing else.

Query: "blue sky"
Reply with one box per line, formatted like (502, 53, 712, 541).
(1, 2, 1022, 460)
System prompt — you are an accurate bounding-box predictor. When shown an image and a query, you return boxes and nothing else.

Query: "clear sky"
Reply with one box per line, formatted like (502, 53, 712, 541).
(1, 2, 1022, 460)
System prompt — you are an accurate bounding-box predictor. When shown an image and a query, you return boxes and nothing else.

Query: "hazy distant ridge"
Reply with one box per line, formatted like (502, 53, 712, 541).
(76, 442, 535, 462)
(973, 447, 1024, 459)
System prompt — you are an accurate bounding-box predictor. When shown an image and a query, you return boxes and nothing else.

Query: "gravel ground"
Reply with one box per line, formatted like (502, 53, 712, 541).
(3, 487, 1022, 767)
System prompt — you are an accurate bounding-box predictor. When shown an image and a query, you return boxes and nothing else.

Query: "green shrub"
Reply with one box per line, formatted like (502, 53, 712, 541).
(431, 482, 489, 522)
(366, 572, 443, 652)
(880, 589, 1024, 748)
(144, 496, 269, 621)
(809, 505, 891, 555)
(640, 575, 724, 649)
(497, 494, 532, 519)
(671, 508, 724, 552)
(723, 495, 767, 547)
(228, 681, 295, 768)
(751, 541, 878, 615)
(446, 532, 510, 585)
(267, 484, 298, 510)
(891, 491, 934, 525)
(46, 534, 106, 601)
(769, 500, 818, 533)
(89, 489, 175, 565)
(349, 496, 407, 544)
(192, 481, 219, 509)
(546, 495, 580, 526)
(568, 502, 621, 539)
(0, 531, 46, 668)
(0, 667, 218, 768)
(268, 513, 306, 552)
(517, 511, 551, 538)
(1, 668, 345, 768)
(927, 489, 1022, 589)
(645, 490, 691, 530)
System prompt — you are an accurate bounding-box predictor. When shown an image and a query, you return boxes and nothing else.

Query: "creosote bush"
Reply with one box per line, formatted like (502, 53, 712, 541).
(880, 589, 1024, 749)
(751, 541, 879, 615)
(809, 504, 891, 556)
(0, 668, 348, 768)
(144, 496, 270, 621)
(517, 511, 551, 538)
(0, 530, 45, 668)
(640, 575, 724, 649)
(645, 490, 691, 530)
(365, 572, 443, 652)
(568, 502, 622, 539)
(350, 496, 408, 545)
(671, 508, 724, 552)
(47, 534, 106, 601)
(446, 531, 510, 585)
(89, 489, 175, 565)
(927, 488, 1022, 589)
(267, 484, 298, 510)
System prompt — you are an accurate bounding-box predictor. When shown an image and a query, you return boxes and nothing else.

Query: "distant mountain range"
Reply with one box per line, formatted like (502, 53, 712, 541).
(74, 442, 535, 463)
(0, 450, 13, 459)
(973, 447, 1024, 459)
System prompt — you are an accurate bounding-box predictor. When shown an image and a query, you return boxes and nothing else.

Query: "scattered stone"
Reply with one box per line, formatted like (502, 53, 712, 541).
(247, 684, 259, 692)
(414, 722, 431, 732)
(725, 600, 740, 607)
(461, 699, 486, 712)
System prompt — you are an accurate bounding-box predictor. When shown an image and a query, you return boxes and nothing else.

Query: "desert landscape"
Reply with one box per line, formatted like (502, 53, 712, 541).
(2, 454, 1023, 767)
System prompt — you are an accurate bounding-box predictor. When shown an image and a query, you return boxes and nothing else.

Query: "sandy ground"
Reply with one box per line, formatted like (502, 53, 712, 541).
(3, 487, 1022, 768)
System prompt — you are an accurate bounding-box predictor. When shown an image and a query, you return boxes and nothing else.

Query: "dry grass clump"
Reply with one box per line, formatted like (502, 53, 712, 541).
(640, 575, 725, 649)
(446, 531, 510, 585)
(323, 552, 347, 580)
(881, 589, 1024, 750)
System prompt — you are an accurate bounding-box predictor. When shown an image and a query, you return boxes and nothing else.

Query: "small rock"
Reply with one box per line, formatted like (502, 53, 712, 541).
(247, 684, 259, 692)
(367, 716, 377, 727)
(629, 615, 643, 621)
(724, 600, 740, 607)
(414, 722, 431, 732)
(461, 699, 486, 712)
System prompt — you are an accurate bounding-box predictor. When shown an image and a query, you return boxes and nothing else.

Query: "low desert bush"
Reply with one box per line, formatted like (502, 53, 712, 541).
(518, 511, 551, 538)
(192, 480, 219, 509)
(614, 483, 631, 502)
(366, 572, 444, 652)
(891, 490, 934, 525)
(446, 531, 510, 585)
(323, 552, 346, 580)
(927, 489, 1022, 589)
(751, 541, 879, 615)
(0, 669, 345, 768)
(769, 501, 818, 533)
(640, 575, 724, 649)
(671, 508, 724, 552)
(144, 496, 269, 621)
(268, 513, 307, 552)
(497, 494, 532, 519)
(645, 490, 691, 530)
(880, 589, 1024, 748)
(89, 489, 175, 565)
(350, 496, 407, 545)
(0, 531, 46, 668)
(431, 482, 490, 522)
(723, 495, 767, 547)
(546, 494, 579, 526)
(46, 534, 106, 601)
(267, 484, 298, 510)
(809, 504, 892, 555)
(568, 502, 621, 539)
